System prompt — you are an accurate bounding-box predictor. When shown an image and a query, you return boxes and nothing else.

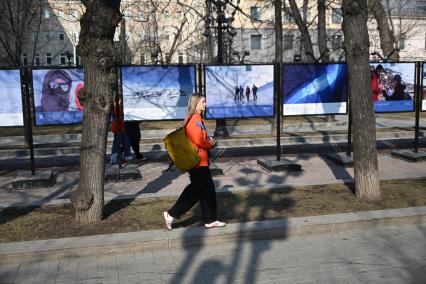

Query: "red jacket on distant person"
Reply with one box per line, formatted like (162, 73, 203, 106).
(112, 101, 124, 134)
(185, 113, 214, 168)
(371, 71, 382, 101)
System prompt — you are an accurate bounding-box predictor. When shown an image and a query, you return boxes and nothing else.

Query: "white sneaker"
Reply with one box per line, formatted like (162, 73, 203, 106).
(110, 153, 117, 164)
(163, 211, 174, 231)
(124, 155, 133, 162)
(204, 220, 226, 229)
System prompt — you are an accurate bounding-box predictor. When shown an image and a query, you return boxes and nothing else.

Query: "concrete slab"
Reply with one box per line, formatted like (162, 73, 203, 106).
(391, 149, 426, 162)
(11, 170, 56, 189)
(256, 158, 302, 172)
(105, 164, 142, 182)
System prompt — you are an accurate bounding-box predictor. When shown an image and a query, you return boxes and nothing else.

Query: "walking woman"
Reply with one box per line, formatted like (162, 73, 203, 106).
(163, 93, 226, 230)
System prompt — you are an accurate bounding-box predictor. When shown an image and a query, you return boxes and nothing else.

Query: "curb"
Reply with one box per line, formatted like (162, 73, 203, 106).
(1, 206, 425, 263)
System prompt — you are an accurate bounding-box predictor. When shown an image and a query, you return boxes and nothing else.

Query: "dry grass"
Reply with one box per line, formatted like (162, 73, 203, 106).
(0, 178, 425, 243)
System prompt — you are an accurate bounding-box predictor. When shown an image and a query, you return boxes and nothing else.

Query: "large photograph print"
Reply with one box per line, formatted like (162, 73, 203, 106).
(370, 62, 415, 112)
(283, 63, 348, 116)
(205, 65, 274, 119)
(122, 65, 195, 120)
(0, 69, 24, 126)
(32, 68, 84, 125)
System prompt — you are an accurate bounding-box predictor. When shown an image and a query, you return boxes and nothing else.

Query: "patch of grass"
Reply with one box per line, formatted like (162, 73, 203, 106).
(0, 178, 425, 243)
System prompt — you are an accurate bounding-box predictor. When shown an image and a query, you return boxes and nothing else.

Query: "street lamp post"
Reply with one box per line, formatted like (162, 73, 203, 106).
(204, 0, 239, 138)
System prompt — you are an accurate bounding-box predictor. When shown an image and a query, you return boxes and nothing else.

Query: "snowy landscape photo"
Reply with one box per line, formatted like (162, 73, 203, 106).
(283, 64, 348, 116)
(122, 65, 195, 120)
(205, 65, 274, 119)
(370, 62, 415, 113)
(32, 68, 84, 125)
(0, 69, 24, 126)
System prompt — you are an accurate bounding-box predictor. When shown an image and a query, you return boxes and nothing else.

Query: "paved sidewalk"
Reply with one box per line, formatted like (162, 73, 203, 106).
(0, 152, 425, 208)
(1, 224, 425, 283)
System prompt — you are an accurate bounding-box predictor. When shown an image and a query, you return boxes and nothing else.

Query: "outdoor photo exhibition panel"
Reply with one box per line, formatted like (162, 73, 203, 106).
(32, 68, 84, 126)
(283, 63, 348, 116)
(0, 69, 24, 126)
(370, 62, 415, 113)
(122, 65, 196, 121)
(423, 62, 426, 111)
(205, 64, 274, 119)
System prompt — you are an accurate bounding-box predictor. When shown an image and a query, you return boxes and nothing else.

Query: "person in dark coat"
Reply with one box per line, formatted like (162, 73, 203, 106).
(252, 84, 258, 100)
(245, 85, 250, 101)
(125, 121, 145, 160)
(385, 74, 406, 101)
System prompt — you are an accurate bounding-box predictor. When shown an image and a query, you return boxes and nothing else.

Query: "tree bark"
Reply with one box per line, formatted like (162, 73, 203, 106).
(288, 0, 315, 61)
(368, 0, 399, 61)
(342, 0, 380, 201)
(317, 0, 329, 62)
(70, 0, 122, 223)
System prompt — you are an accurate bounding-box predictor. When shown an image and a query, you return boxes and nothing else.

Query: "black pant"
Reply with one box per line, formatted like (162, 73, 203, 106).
(168, 167, 217, 223)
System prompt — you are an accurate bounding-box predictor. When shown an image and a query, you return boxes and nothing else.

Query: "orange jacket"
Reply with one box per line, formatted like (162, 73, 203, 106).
(112, 102, 124, 133)
(185, 113, 213, 168)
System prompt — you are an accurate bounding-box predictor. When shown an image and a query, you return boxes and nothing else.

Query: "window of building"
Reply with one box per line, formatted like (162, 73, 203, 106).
(299, 8, 310, 22)
(60, 53, 67, 65)
(284, 34, 294, 50)
(44, 32, 50, 41)
(59, 33, 65, 41)
(178, 52, 184, 64)
(140, 53, 145, 64)
(250, 6, 261, 21)
(250, 34, 261, 50)
(163, 32, 170, 41)
(35, 54, 40, 66)
(43, 9, 50, 19)
(283, 11, 293, 23)
(46, 53, 52, 65)
(332, 8, 342, 24)
(57, 10, 64, 19)
(331, 35, 342, 50)
(32, 32, 38, 41)
(22, 54, 28, 66)
(399, 37, 406, 50)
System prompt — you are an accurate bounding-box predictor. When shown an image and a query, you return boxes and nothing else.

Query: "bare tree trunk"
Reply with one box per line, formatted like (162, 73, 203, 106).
(317, 0, 329, 62)
(368, 0, 399, 61)
(342, 0, 380, 201)
(70, 0, 122, 223)
(288, 0, 315, 61)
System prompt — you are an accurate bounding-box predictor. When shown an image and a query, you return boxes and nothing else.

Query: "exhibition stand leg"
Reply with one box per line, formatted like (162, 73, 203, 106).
(325, 99, 354, 167)
(391, 61, 426, 162)
(12, 68, 57, 189)
(256, 63, 302, 172)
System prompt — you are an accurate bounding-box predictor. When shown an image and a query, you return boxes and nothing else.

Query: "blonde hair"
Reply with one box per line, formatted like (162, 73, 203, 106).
(186, 93, 205, 118)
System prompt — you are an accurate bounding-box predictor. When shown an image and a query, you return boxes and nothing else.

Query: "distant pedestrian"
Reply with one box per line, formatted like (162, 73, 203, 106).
(163, 93, 226, 231)
(252, 84, 258, 100)
(110, 97, 132, 164)
(125, 121, 146, 160)
(234, 85, 239, 101)
(245, 86, 250, 101)
(239, 85, 244, 101)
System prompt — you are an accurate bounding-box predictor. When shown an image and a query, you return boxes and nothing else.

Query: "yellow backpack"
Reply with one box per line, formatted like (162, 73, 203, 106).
(163, 118, 200, 172)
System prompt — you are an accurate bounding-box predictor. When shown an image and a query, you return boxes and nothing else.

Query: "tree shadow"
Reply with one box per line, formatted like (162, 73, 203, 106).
(166, 155, 302, 283)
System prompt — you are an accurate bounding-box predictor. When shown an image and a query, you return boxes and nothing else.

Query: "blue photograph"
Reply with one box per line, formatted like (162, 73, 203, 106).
(205, 65, 274, 119)
(32, 68, 84, 125)
(283, 64, 348, 116)
(122, 65, 195, 120)
(370, 63, 415, 113)
(0, 69, 24, 126)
